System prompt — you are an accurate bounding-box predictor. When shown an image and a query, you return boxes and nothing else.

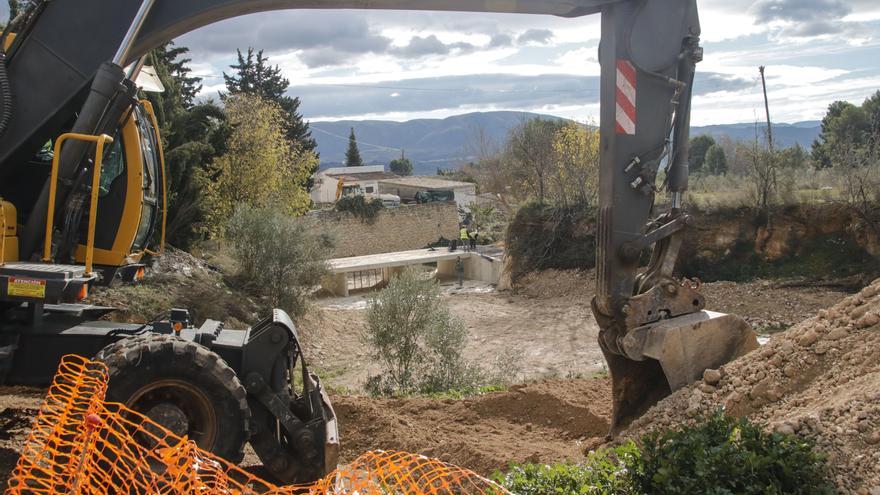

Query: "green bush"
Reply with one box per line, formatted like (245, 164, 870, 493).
(494, 412, 835, 495)
(226, 205, 331, 316)
(631, 411, 835, 495)
(363, 267, 481, 395)
(335, 195, 385, 222)
(493, 443, 639, 495)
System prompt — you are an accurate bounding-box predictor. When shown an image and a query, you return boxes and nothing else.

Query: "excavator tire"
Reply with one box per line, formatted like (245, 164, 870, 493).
(95, 334, 250, 463)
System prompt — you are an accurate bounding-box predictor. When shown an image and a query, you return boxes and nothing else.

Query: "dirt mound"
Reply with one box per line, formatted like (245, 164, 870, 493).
(332, 377, 612, 475)
(514, 269, 595, 300)
(87, 247, 260, 328)
(700, 279, 852, 333)
(625, 278, 880, 494)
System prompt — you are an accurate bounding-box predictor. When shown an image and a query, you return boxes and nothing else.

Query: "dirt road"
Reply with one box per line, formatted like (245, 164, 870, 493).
(301, 270, 849, 393)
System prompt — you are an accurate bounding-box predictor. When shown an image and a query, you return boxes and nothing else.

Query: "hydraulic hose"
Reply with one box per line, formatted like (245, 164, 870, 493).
(0, 50, 10, 138)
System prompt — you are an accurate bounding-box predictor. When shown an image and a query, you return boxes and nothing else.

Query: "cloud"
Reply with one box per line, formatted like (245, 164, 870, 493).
(750, 0, 849, 23)
(747, 0, 873, 40)
(488, 33, 513, 48)
(177, 11, 391, 63)
(390, 35, 475, 58)
(516, 29, 554, 45)
(289, 71, 753, 119)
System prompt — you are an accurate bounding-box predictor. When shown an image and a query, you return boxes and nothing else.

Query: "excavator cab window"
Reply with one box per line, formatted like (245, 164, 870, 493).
(98, 133, 125, 197)
(132, 105, 160, 251)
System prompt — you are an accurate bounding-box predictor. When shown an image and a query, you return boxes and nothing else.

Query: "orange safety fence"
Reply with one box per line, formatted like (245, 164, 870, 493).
(4, 355, 510, 495)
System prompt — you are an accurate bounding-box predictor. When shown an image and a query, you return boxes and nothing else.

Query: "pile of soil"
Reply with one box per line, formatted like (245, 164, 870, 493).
(514, 268, 595, 300)
(700, 279, 853, 333)
(87, 247, 261, 328)
(625, 277, 880, 494)
(330, 377, 612, 475)
(0, 388, 43, 488)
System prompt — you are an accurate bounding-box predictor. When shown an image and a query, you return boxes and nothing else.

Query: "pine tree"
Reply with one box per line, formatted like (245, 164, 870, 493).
(346, 128, 364, 167)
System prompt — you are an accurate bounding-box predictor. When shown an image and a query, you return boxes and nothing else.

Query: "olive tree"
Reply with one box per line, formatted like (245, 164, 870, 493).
(363, 268, 479, 395)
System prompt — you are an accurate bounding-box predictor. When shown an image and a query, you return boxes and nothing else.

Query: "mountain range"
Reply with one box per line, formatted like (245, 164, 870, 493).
(310, 111, 820, 175)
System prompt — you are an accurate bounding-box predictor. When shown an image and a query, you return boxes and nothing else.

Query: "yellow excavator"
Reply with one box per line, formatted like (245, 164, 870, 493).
(0, 0, 757, 482)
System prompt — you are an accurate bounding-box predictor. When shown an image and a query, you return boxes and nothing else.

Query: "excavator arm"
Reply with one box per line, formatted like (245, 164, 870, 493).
(0, 0, 756, 438)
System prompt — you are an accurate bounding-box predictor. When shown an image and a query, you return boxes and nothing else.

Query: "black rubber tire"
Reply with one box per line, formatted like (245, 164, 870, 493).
(95, 334, 250, 463)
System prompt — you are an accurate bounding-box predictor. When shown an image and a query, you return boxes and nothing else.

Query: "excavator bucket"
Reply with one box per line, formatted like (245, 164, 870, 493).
(603, 311, 759, 432)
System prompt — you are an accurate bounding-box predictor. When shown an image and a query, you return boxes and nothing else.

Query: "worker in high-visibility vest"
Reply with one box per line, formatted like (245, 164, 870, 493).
(460, 225, 470, 251)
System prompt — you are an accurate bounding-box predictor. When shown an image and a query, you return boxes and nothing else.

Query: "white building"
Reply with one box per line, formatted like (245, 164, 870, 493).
(310, 166, 400, 204)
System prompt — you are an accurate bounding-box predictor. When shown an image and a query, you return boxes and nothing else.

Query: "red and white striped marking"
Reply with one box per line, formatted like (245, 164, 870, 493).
(616, 59, 637, 135)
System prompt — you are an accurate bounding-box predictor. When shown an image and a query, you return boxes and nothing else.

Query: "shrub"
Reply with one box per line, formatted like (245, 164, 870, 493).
(494, 412, 835, 495)
(363, 267, 480, 395)
(226, 205, 331, 316)
(630, 411, 835, 495)
(493, 443, 640, 495)
(335, 195, 385, 223)
(505, 202, 596, 280)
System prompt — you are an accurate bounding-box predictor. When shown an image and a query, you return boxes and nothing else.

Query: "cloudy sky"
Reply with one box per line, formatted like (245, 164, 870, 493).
(5, 1, 880, 125)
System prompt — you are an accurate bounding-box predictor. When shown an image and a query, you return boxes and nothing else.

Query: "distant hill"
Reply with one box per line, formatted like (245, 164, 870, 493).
(690, 121, 820, 150)
(310, 112, 820, 175)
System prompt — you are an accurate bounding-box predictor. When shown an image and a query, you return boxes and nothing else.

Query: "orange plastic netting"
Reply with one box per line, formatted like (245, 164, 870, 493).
(4, 355, 509, 495)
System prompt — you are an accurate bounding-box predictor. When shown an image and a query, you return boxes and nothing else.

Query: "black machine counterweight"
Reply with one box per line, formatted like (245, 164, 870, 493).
(0, 0, 757, 479)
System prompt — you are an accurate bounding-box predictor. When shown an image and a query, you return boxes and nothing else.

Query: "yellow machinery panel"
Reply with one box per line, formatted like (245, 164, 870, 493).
(1, 199, 19, 263)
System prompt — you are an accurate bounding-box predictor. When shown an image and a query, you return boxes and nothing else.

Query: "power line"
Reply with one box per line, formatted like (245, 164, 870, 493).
(306, 83, 588, 94)
(309, 125, 402, 152)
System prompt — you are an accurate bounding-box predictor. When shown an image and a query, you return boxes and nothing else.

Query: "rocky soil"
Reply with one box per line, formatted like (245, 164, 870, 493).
(626, 277, 880, 494)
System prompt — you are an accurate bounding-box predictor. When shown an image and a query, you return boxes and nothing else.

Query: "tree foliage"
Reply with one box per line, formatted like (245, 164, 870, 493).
(740, 128, 778, 212)
(335, 194, 384, 222)
(7, 0, 21, 20)
(345, 127, 364, 167)
(364, 268, 479, 395)
(812, 93, 880, 169)
(812, 92, 880, 235)
(689, 134, 716, 175)
(550, 122, 600, 206)
(704, 143, 728, 175)
(504, 118, 565, 204)
(142, 42, 225, 248)
(495, 412, 835, 495)
(631, 412, 835, 494)
(389, 155, 413, 176)
(227, 206, 330, 316)
(223, 47, 318, 188)
(198, 93, 314, 237)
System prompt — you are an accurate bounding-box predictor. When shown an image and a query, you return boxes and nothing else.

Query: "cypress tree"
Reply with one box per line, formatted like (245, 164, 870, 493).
(346, 128, 364, 167)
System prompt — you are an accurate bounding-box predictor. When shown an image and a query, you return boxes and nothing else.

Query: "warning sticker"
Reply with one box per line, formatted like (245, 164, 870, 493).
(7, 277, 46, 298)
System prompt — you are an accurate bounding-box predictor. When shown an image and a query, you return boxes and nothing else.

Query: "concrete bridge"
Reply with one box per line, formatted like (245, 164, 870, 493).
(322, 248, 503, 297)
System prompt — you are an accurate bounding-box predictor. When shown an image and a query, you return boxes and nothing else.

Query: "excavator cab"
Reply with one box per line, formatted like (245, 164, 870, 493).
(71, 100, 165, 283)
(0, 100, 165, 285)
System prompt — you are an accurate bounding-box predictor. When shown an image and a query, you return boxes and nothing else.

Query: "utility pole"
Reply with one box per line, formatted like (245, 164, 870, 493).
(758, 65, 776, 231)
(759, 66, 773, 151)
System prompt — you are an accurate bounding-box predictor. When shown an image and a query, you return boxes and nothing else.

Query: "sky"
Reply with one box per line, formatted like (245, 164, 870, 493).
(5, 1, 880, 125)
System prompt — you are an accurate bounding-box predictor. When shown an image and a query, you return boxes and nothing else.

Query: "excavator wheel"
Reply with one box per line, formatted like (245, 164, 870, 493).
(95, 334, 251, 463)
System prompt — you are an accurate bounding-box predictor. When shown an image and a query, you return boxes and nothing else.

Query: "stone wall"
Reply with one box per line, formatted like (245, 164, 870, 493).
(300, 202, 459, 258)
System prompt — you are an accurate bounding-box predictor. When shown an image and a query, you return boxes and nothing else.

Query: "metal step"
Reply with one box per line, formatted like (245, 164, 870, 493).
(0, 262, 96, 281)
(44, 303, 116, 318)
